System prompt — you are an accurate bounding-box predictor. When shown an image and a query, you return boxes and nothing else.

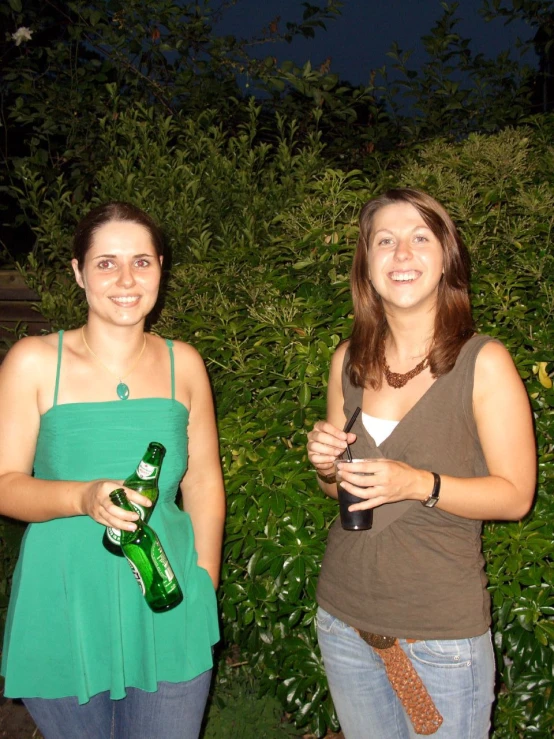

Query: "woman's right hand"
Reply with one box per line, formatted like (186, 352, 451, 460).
(79, 480, 152, 530)
(307, 421, 357, 478)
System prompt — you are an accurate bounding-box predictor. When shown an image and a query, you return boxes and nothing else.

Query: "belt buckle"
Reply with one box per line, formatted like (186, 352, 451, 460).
(359, 630, 397, 649)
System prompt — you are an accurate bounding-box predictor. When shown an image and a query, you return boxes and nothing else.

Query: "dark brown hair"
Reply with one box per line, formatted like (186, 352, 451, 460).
(72, 202, 164, 269)
(348, 188, 474, 389)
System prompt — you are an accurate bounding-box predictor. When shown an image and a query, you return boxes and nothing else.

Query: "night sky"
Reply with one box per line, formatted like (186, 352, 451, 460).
(217, 0, 536, 87)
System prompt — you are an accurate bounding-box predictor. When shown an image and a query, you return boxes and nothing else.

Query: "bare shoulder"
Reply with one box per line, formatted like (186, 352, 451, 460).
(0, 334, 58, 379)
(328, 341, 350, 389)
(167, 339, 213, 413)
(170, 339, 207, 372)
(0, 335, 59, 421)
(149, 335, 204, 368)
(169, 339, 210, 405)
(474, 339, 524, 401)
(330, 340, 350, 372)
(475, 340, 518, 378)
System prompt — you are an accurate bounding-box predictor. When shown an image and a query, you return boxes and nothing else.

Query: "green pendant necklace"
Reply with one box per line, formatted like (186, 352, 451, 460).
(81, 328, 147, 400)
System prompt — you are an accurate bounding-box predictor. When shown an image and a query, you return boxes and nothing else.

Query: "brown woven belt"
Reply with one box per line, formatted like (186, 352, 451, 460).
(358, 630, 443, 735)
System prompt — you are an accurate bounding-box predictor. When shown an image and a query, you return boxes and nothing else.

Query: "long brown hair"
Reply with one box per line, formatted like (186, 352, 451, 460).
(348, 188, 474, 389)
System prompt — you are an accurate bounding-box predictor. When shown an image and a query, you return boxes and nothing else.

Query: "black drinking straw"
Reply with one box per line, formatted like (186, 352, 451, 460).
(343, 406, 361, 462)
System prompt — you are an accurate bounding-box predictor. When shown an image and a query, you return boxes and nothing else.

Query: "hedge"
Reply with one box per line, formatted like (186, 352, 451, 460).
(2, 107, 553, 737)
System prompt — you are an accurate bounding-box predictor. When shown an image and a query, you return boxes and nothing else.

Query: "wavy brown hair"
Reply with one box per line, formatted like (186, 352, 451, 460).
(348, 188, 474, 389)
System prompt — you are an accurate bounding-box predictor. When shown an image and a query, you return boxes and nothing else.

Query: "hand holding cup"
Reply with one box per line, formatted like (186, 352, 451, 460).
(307, 421, 357, 479)
(334, 458, 374, 531)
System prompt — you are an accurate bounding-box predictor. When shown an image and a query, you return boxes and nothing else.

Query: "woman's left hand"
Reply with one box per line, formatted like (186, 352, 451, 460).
(335, 458, 433, 510)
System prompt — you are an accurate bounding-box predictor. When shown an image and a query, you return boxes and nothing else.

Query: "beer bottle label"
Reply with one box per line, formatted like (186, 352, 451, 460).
(137, 461, 157, 480)
(151, 543, 177, 584)
(126, 558, 146, 595)
(106, 526, 121, 545)
(128, 500, 147, 521)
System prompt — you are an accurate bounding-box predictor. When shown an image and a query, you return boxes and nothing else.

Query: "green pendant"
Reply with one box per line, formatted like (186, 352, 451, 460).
(117, 382, 130, 400)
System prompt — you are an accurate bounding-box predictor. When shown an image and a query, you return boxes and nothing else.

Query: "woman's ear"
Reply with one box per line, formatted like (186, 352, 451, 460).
(71, 259, 85, 289)
(158, 255, 164, 268)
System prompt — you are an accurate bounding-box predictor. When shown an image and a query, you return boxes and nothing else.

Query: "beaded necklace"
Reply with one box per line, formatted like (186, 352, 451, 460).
(382, 345, 429, 389)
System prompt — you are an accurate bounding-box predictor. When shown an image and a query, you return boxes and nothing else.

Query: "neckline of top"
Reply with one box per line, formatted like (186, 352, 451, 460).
(40, 396, 189, 420)
(361, 374, 441, 448)
(362, 411, 400, 425)
(358, 335, 484, 449)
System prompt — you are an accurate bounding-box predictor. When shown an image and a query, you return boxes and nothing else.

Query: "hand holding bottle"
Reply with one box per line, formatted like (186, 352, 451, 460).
(79, 479, 152, 531)
(104, 442, 166, 554)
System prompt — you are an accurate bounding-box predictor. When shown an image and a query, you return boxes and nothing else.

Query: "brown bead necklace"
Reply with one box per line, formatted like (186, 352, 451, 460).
(382, 345, 429, 389)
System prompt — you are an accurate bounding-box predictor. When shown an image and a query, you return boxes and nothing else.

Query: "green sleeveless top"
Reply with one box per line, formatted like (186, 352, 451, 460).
(1, 331, 219, 703)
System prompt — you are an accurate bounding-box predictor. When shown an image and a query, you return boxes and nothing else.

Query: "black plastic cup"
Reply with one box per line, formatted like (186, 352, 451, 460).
(335, 459, 373, 531)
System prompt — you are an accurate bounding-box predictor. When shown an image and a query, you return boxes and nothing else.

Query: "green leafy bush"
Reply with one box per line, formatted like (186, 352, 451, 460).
(0, 518, 26, 636)
(202, 655, 302, 738)
(0, 0, 543, 221)
(5, 108, 554, 736)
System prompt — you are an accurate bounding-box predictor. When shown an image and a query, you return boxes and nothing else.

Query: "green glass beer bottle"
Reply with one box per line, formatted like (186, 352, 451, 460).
(109, 489, 183, 613)
(104, 441, 166, 555)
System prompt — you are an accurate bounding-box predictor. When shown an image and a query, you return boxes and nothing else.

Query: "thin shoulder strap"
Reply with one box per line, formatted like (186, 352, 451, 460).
(166, 339, 175, 400)
(53, 330, 64, 407)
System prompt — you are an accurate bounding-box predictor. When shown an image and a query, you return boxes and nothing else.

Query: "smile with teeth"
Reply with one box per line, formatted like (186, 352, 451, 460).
(389, 271, 420, 282)
(110, 296, 140, 306)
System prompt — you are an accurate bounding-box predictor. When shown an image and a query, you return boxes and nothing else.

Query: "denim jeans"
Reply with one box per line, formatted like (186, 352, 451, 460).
(23, 670, 212, 739)
(317, 607, 495, 739)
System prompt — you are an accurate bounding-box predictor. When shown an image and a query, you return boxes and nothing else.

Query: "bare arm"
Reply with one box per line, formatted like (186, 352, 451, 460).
(438, 340, 536, 519)
(177, 345, 225, 589)
(339, 342, 537, 521)
(306, 342, 356, 500)
(0, 337, 149, 531)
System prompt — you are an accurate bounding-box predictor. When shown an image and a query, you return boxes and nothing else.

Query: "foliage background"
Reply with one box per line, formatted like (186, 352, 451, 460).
(1, 0, 554, 737)
(4, 105, 552, 737)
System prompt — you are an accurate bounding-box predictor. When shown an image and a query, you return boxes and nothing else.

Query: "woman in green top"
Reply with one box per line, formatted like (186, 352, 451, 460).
(0, 202, 226, 739)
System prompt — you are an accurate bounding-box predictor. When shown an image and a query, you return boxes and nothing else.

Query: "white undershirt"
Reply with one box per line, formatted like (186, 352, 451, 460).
(362, 412, 399, 447)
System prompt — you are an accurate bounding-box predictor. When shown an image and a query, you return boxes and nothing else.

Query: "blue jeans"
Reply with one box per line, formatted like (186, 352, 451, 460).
(317, 607, 495, 739)
(23, 670, 212, 739)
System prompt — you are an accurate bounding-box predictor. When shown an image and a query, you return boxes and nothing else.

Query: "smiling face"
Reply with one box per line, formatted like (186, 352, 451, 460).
(71, 219, 162, 326)
(366, 201, 444, 315)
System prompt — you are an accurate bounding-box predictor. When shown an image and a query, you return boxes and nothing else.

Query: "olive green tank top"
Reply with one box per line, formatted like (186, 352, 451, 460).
(317, 334, 495, 640)
(1, 331, 219, 702)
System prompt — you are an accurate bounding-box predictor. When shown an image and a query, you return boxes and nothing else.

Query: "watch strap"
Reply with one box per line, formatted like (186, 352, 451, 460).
(422, 472, 441, 507)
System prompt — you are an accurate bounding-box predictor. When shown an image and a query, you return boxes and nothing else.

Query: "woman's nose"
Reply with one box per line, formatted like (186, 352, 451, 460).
(394, 238, 412, 260)
(116, 264, 136, 287)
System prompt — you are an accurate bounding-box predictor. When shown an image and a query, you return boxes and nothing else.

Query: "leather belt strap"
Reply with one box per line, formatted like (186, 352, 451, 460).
(358, 630, 444, 735)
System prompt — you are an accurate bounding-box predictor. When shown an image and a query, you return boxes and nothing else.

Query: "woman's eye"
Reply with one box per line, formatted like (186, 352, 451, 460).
(135, 259, 150, 268)
(378, 238, 394, 247)
(414, 235, 429, 243)
(97, 260, 113, 269)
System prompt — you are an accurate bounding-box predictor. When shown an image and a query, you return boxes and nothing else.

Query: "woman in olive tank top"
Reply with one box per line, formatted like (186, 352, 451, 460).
(307, 189, 536, 738)
(0, 203, 225, 738)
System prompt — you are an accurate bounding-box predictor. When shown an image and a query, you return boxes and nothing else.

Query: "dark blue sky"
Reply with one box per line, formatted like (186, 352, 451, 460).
(217, 0, 536, 86)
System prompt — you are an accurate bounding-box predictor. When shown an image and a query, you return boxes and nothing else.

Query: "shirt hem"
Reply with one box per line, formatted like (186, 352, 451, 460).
(1, 645, 218, 704)
(317, 596, 491, 641)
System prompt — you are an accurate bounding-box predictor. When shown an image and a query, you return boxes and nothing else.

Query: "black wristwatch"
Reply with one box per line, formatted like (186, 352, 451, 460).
(422, 472, 441, 508)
